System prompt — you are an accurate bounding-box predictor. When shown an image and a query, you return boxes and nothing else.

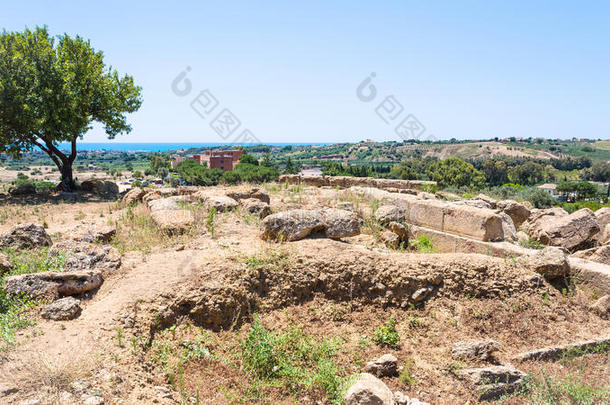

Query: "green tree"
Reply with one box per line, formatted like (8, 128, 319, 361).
(150, 154, 170, 174)
(0, 27, 142, 190)
(261, 152, 274, 167)
(284, 157, 299, 174)
(239, 153, 259, 166)
(427, 157, 484, 189)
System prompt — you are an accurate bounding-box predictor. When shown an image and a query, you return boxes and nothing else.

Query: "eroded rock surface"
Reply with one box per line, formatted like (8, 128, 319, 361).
(451, 339, 499, 361)
(0, 224, 52, 250)
(343, 373, 395, 405)
(4, 271, 103, 300)
(260, 209, 360, 241)
(41, 297, 81, 320)
(531, 208, 599, 251)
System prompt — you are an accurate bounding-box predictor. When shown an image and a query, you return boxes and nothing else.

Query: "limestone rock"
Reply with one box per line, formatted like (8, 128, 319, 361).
(338, 201, 354, 211)
(122, 187, 146, 205)
(0, 224, 52, 249)
(83, 396, 105, 405)
(0, 253, 12, 275)
(261, 209, 360, 241)
(496, 200, 530, 228)
(226, 188, 270, 204)
(520, 246, 569, 279)
(375, 205, 405, 224)
(389, 222, 408, 243)
(451, 339, 499, 361)
(531, 208, 600, 252)
(50, 240, 121, 272)
(572, 244, 610, 265)
(148, 198, 181, 212)
(0, 382, 18, 396)
(41, 297, 81, 320)
(379, 230, 400, 249)
(4, 271, 103, 300)
(204, 196, 239, 212)
(364, 354, 398, 377)
(71, 224, 116, 244)
(595, 207, 610, 227)
(142, 190, 163, 204)
(499, 212, 517, 242)
(241, 198, 272, 219)
(458, 364, 527, 400)
(80, 179, 118, 195)
(151, 209, 194, 234)
(590, 295, 610, 319)
(476, 193, 497, 208)
(344, 373, 395, 405)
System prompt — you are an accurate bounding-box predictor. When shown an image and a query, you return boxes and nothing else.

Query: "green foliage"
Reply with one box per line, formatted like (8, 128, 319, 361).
(239, 153, 259, 166)
(399, 360, 417, 386)
(521, 188, 557, 209)
(373, 318, 400, 349)
(206, 207, 217, 238)
(244, 249, 292, 273)
(0, 27, 142, 189)
(427, 157, 485, 189)
(518, 372, 610, 404)
(284, 157, 299, 174)
(175, 160, 278, 186)
(240, 316, 347, 403)
(556, 181, 598, 199)
(410, 235, 435, 253)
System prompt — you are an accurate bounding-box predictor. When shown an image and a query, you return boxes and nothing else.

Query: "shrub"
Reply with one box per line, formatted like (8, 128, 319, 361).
(522, 188, 557, 208)
(410, 235, 435, 253)
(373, 318, 400, 348)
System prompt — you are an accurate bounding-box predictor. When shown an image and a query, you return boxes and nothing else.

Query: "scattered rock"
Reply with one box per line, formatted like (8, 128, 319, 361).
(142, 190, 163, 204)
(9, 183, 36, 196)
(531, 208, 599, 252)
(499, 212, 517, 242)
(379, 230, 400, 249)
(80, 179, 118, 195)
(0, 382, 18, 396)
(496, 200, 530, 228)
(476, 193, 497, 208)
(122, 187, 146, 205)
(0, 224, 52, 249)
(572, 244, 610, 265)
(226, 188, 270, 204)
(453, 199, 492, 209)
(512, 336, 610, 362)
(204, 196, 239, 212)
(83, 396, 105, 405)
(151, 209, 194, 234)
(451, 339, 499, 361)
(241, 198, 272, 218)
(590, 295, 610, 319)
(516, 231, 529, 245)
(364, 354, 398, 377)
(394, 393, 429, 405)
(375, 205, 405, 224)
(595, 207, 610, 227)
(3, 271, 103, 300)
(520, 246, 569, 279)
(389, 222, 408, 243)
(71, 224, 116, 244)
(457, 364, 527, 400)
(344, 373, 395, 405)
(0, 253, 12, 275)
(261, 209, 360, 241)
(148, 198, 181, 212)
(51, 240, 121, 272)
(41, 297, 81, 320)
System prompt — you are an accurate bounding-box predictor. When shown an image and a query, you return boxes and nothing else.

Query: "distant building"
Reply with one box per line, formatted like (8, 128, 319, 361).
(537, 183, 558, 197)
(171, 150, 243, 171)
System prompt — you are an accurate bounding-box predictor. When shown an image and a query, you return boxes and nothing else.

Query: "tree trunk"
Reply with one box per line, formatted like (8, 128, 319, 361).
(58, 160, 75, 192)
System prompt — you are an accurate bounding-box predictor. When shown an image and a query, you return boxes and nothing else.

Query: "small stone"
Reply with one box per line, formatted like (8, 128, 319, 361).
(388, 222, 408, 242)
(451, 339, 500, 361)
(344, 373, 395, 405)
(0, 253, 12, 275)
(590, 295, 610, 319)
(41, 297, 81, 321)
(394, 391, 409, 405)
(379, 230, 400, 249)
(364, 354, 398, 377)
(83, 396, 105, 405)
(0, 382, 18, 396)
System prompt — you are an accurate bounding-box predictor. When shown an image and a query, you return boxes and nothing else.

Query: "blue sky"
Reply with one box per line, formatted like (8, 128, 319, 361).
(3, 1, 609, 143)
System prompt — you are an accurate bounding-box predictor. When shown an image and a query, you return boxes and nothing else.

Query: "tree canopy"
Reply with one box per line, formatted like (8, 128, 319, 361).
(0, 27, 142, 190)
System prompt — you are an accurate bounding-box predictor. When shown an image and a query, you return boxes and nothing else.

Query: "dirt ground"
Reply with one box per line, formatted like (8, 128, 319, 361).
(0, 184, 608, 404)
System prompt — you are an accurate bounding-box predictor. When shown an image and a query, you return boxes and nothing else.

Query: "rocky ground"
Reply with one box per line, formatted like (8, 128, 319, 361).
(0, 181, 608, 404)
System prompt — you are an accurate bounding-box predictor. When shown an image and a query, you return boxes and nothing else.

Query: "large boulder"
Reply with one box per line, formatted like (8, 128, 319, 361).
(0, 224, 52, 249)
(451, 340, 499, 361)
(80, 179, 118, 195)
(122, 187, 146, 205)
(50, 240, 121, 272)
(226, 188, 270, 204)
(496, 200, 530, 228)
(526, 207, 569, 234)
(531, 208, 600, 251)
(595, 207, 610, 227)
(148, 198, 181, 212)
(4, 271, 103, 300)
(343, 373, 395, 405)
(498, 213, 517, 242)
(241, 198, 272, 219)
(572, 244, 610, 265)
(476, 193, 497, 208)
(589, 295, 610, 319)
(41, 297, 81, 320)
(142, 191, 163, 205)
(151, 209, 194, 234)
(364, 354, 398, 378)
(260, 209, 360, 241)
(519, 246, 569, 279)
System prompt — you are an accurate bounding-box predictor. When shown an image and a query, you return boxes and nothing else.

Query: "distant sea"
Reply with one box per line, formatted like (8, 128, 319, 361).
(55, 142, 332, 152)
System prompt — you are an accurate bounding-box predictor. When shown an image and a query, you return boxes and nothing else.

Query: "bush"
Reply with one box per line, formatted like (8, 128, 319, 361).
(373, 317, 400, 348)
(410, 235, 435, 253)
(522, 188, 557, 208)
